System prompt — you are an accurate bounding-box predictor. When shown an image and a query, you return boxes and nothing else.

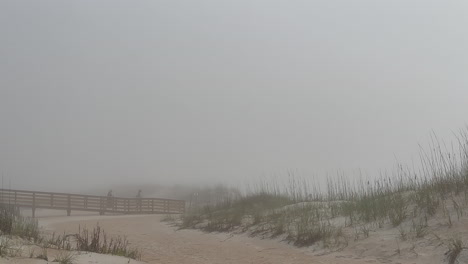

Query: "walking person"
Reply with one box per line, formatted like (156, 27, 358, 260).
(136, 189, 142, 212)
(106, 189, 114, 209)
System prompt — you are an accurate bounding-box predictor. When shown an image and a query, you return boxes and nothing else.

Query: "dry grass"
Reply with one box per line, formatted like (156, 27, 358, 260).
(74, 224, 141, 260)
(53, 251, 76, 264)
(0, 204, 40, 242)
(0, 204, 142, 261)
(180, 128, 468, 254)
(445, 237, 464, 264)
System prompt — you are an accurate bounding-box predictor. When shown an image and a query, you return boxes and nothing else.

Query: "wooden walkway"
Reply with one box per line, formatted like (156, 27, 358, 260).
(0, 189, 185, 217)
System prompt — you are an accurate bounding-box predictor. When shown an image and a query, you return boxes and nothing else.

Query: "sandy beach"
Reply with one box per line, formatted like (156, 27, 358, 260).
(1, 205, 464, 264)
(35, 211, 349, 264)
(25, 209, 446, 264)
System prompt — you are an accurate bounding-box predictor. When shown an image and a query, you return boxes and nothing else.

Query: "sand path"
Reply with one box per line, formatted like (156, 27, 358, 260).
(36, 212, 387, 264)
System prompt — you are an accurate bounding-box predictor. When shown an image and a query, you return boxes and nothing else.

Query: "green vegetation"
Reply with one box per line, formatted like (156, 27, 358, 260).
(180, 129, 468, 249)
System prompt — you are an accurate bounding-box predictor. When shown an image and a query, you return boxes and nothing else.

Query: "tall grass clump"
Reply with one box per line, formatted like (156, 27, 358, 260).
(74, 224, 141, 260)
(0, 204, 16, 235)
(0, 204, 40, 242)
(12, 215, 40, 241)
(327, 129, 468, 230)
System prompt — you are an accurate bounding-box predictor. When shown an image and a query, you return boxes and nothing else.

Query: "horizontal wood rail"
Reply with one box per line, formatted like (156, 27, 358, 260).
(0, 189, 185, 217)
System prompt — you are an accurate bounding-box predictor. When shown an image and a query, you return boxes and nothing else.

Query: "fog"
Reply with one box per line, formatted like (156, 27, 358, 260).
(1, 0, 467, 193)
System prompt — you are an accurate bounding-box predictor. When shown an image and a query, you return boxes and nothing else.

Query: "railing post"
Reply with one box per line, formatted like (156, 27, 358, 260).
(32, 192, 36, 218)
(84, 197, 88, 209)
(151, 199, 154, 214)
(51, 193, 54, 207)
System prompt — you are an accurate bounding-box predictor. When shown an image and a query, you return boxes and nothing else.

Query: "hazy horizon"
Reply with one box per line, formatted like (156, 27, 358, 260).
(1, 0, 468, 192)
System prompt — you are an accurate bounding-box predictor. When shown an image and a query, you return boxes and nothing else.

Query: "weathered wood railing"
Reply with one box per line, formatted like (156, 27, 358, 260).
(0, 189, 185, 217)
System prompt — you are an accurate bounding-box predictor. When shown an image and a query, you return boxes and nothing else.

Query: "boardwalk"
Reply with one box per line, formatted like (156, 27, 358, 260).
(0, 188, 185, 217)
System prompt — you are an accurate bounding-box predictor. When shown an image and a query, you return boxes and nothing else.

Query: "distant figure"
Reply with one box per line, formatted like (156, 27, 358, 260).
(107, 189, 113, 208)
(136, 189, 142, 211)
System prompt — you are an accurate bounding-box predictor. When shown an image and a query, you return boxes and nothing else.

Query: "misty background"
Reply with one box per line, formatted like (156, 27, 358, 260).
(0, 1, 467, 194)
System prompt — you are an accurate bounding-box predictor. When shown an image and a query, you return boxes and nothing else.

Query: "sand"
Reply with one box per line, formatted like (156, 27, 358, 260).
(0, 253, 144, 264)
(3, 208, 460, 264)
(39, 213, 339, 264)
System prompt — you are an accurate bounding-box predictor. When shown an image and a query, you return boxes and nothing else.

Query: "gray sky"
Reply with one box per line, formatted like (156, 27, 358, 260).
(1, 0, 467, 191)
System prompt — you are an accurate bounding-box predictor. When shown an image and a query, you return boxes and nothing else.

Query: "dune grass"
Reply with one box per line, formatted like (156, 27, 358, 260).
(180, 128, 468, 249)
(0, 204, 40, 242)
(74, 224, 141, 260)
(42, 224, 141, 260)
(0, 204, 141, 260)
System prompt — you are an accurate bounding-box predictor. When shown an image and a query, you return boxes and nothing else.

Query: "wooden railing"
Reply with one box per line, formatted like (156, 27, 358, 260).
(0, 189, 185, 217)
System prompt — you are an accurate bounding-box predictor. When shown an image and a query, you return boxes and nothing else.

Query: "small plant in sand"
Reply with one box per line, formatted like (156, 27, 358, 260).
(445, 237, 464, 264)
(161, 214, 177, 222)
(53, 251, 76, 264)
(36, 246, 48, 261)
(0, 237, 11, 257)
(46, 232, 73, 250)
